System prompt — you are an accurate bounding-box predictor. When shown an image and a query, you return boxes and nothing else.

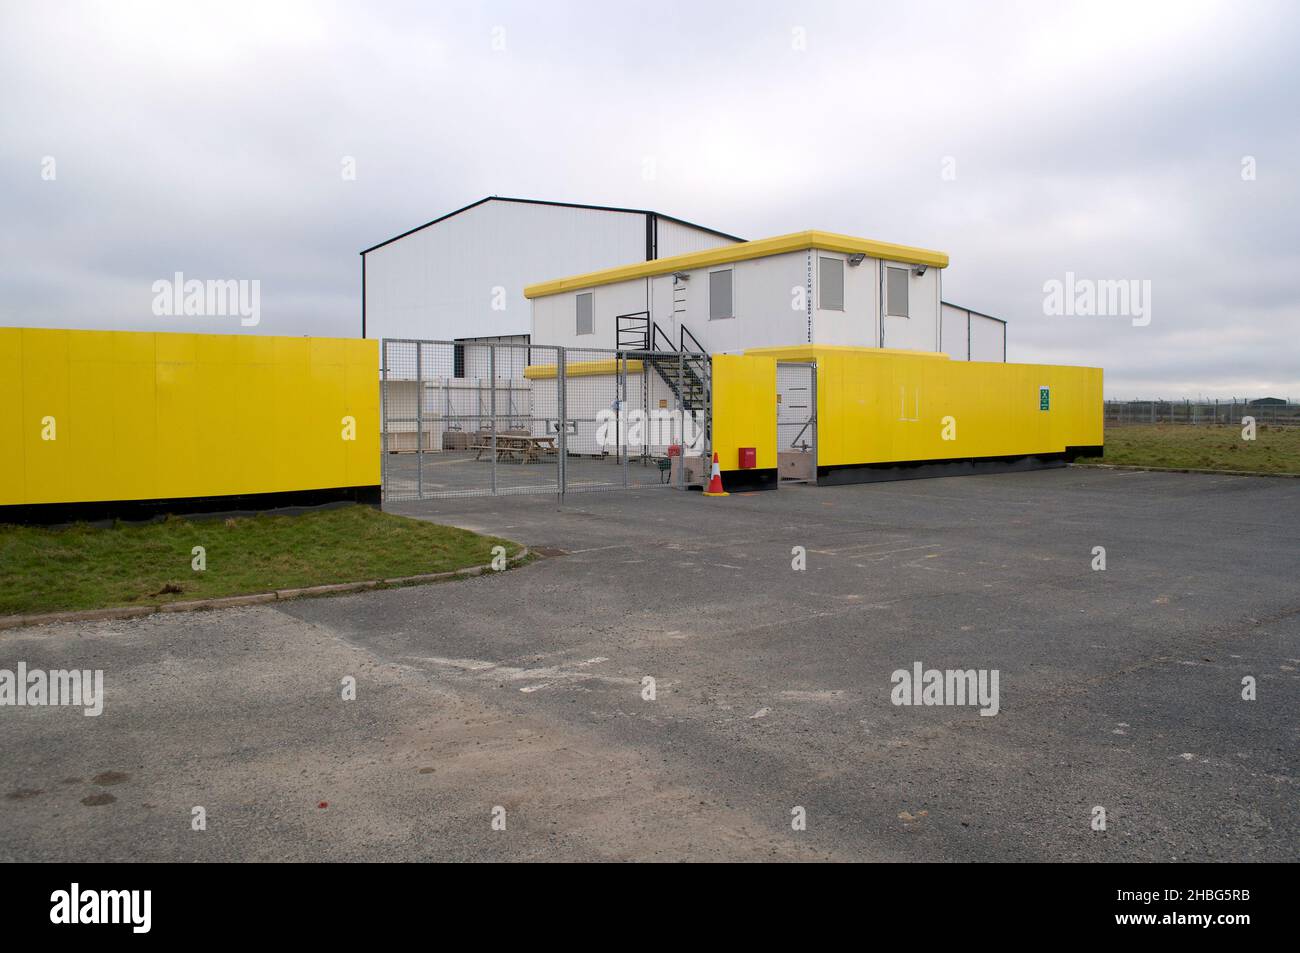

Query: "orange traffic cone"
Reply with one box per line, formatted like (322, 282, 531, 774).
(701, 451, 729, 497)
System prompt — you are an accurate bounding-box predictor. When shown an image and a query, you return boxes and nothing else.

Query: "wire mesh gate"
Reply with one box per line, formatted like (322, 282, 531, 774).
(380, 339, 710, 500)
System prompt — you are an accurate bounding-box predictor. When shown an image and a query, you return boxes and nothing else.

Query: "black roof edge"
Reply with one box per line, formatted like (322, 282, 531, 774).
(359, 195, 745, 255)
(941, 300, 1007, 324)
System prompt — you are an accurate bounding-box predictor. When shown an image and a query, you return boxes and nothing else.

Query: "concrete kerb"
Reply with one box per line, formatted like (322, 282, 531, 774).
(0, 546, 531, 632)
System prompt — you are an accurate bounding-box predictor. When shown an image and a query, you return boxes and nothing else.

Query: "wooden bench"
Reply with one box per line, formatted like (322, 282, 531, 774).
(472, 435, 557, 464)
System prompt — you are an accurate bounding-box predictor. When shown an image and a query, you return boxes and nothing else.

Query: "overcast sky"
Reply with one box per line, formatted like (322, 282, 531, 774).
(2, 0, 1297, 398)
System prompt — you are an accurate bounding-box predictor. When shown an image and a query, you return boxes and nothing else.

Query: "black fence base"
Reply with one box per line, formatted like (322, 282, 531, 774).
(0, 486, 382, 527)
(817, 447, 1103, 486)
(719, 468, 779, 492)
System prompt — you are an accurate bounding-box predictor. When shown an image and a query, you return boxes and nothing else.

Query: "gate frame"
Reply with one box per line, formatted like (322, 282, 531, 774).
(776, 360, 818, 486)
(380, 338, 710, 502)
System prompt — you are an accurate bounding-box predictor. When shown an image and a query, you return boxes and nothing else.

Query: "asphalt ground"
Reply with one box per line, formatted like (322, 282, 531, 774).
(2, 467, 1296, 861)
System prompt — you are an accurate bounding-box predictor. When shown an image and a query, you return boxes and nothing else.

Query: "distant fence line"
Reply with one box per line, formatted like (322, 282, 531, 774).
(1104, 400, 1300, 426)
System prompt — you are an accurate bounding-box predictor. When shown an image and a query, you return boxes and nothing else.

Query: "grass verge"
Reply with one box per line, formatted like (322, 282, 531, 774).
(0, 505, 521, 616)
(1077, 424, 1300, 474)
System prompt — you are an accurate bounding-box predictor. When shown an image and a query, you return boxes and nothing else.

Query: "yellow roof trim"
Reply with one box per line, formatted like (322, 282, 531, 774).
(524, 359, 644, 380)
(745, 345, 950, 362)
(523, 230, 949, 299)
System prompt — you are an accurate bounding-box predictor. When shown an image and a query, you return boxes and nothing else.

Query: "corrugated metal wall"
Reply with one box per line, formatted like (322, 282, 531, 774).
(365, 201, 648, 342)
(655, 217, 741, 257)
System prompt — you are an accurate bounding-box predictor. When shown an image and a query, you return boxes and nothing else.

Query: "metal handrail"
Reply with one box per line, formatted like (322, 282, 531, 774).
(651, 321, 675, 353)
(615, 311, 650, 351)
(680, 323, 706, 357)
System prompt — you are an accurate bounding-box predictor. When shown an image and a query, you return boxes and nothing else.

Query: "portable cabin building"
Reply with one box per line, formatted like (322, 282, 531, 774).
(525, 230, 955, 356)
(521, 230, 1099, 492)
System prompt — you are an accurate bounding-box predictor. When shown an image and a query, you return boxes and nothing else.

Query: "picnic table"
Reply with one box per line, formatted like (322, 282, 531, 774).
(471, 434, 557, 464)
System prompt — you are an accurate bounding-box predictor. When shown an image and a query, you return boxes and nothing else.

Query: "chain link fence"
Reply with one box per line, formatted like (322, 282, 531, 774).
(1104, 400, 1299, 427)
(380, 339, 710, 500)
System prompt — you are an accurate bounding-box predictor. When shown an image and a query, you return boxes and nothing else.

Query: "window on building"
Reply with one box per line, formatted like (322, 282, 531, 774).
(709, 269, 733, 320)
(886, 267, 910, 318)
(819, 257, 844, 311)
(576, 292, 593, 335)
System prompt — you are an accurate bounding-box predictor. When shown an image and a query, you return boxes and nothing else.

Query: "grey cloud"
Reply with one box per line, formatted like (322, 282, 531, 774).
(1, 0, 1297, 397)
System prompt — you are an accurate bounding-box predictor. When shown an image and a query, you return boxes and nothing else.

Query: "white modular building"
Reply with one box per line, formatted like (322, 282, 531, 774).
(525, 230, 957, 356)
(520, 230, 981, 461)
(361, 196, 743, 342)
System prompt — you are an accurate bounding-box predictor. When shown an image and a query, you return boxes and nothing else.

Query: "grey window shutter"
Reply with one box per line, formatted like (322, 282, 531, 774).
(576, 292, 593, 335)
(886, 267, 909, 318)
(819, 257, 844, 311)
(709, 269, 733, 320)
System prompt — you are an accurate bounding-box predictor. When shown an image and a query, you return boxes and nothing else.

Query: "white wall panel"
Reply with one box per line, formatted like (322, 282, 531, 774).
(940, 303, 970, 359)
(364, 200, 648, 342)
(970, 314, 1006, 362)
(655, 217, 741, 257)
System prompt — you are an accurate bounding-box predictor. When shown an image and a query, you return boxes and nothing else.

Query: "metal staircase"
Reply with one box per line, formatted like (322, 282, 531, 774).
(615, 312, 711, 428)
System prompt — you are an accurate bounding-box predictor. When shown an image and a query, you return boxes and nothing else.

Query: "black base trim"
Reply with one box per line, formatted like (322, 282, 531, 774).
(720, 468, 779, 492)
(0, 486, 383, 527)
(817, 448, 1103, 486)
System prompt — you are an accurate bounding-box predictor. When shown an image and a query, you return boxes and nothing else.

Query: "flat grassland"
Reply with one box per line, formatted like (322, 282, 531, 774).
(1079, 424, 1300, 475)
(0, 505, 520, 616)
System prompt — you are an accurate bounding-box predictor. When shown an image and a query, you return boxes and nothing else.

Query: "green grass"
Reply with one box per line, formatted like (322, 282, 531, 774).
(0, 505, 521, 616)
(1078, 424, 1300, 474)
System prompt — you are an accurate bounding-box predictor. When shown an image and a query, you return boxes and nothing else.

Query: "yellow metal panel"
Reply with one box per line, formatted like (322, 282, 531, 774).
(155, 332, 198, 365)
(235, 333, 275, 367)
(524, 230, 949, 299)
(235, 361, 275, 495)
(310, 358, 348, 490)
(110, 360, 158, 501)
(750, 346, 1102, 468)
(711, 354, 777, 473)
(343, 340, 381, 488)
(68, 330, 115, 363)
(156, 359, 200, 495)
(21, 329, 72, 503)
(0, 328, 381, 508)
(194, 359, 240, 497)
(272, 358, 311, 492)
(112, 331, 156, 365)
(68, 354, 116, 499)
(195, 332, 237, 366)
(0, 329, 25, 505)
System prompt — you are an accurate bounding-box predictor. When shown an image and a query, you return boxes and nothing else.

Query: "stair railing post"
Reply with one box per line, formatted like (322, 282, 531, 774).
(677, 347, 686, 490)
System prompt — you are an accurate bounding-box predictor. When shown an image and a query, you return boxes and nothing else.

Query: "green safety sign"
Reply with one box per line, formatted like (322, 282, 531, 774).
(1039, 386, 1050, 411)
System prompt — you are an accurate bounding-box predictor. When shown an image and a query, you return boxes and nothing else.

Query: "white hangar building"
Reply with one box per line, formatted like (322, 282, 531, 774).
(360, 196, 744, 343)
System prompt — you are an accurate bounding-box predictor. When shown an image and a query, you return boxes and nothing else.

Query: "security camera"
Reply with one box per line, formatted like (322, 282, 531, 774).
(912, 264, 927, 276)
(847, 253, 866, 266)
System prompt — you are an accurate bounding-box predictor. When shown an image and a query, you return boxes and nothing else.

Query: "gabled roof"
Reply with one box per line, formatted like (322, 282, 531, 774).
(360, 195, 745, 255)
(524, 230, 950, 299)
